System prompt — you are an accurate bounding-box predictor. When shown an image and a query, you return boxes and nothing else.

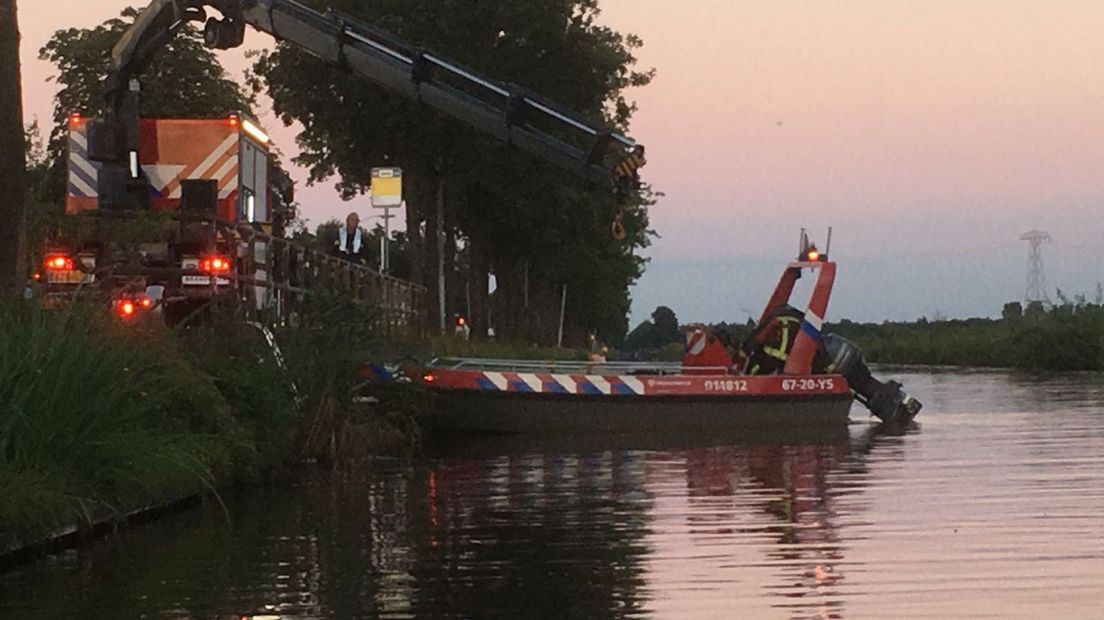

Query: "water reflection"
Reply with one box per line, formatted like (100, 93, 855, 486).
(2, 423, 889, 620)
(635, 425, 910, 620)
(404, 424, 900, 619)
(7, 370, 1102, 620)
(409, 448, 654, 618)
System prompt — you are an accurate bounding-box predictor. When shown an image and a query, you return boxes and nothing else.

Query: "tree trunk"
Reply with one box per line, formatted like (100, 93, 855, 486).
(444, 217, 458, 319)
(530, 280, 561, 346)
(468, 228, 489, 340)
(404, 186, 422, 285)
(493, 257, 527, 340)
(422, 182, 438, 332)
(0, 0, 26, 299)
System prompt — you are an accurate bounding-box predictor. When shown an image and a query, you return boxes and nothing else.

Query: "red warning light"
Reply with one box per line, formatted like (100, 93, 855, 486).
(44, 254, 74, 271)
(200, 255, 232, 274)
(227, 114, 240, 128)
(68, 113, 82, 127)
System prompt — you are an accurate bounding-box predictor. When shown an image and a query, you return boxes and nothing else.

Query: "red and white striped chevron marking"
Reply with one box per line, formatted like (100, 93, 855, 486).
(424, 368, 851, 398)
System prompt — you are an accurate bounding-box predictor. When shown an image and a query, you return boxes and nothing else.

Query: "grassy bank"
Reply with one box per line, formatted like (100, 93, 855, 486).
(831, 304, 1104, 371)
(0, 298, 423, 548)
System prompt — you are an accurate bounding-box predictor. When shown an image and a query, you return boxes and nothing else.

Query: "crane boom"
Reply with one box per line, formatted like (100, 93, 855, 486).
(90, 0, 645, 209)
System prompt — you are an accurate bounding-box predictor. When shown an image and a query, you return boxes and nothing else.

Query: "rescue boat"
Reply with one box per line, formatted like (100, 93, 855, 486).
(410, 241, 922, 434)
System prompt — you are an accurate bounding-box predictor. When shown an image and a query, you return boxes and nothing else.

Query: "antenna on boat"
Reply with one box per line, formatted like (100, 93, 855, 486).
(825, 226, 833, 258)
(798, 227, 807, 256)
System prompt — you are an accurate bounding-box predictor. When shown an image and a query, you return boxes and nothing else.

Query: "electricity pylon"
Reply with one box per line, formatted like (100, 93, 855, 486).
(1019, 230, 1052, 305)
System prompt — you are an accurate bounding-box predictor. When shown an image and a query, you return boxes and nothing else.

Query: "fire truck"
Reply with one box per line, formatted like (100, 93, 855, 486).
(66, 113, 272, 221)
(43, 111, 279, 323)
(46, 0, 645, 325)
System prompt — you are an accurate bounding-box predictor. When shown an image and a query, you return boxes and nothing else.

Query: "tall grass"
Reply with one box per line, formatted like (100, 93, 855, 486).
(0, 291, 431, 545)
(0, 302, 238, 537)
(276, 292, 426, 464)
(175, 310, 298, 475)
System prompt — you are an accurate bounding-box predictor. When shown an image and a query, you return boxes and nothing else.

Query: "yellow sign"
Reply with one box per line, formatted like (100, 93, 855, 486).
(371, 167, 403, 207)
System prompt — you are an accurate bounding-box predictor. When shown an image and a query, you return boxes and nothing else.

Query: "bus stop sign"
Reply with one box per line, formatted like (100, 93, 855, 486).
(371, 167, 402, 207)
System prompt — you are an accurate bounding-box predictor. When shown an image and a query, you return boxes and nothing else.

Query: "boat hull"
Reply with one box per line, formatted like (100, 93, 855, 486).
(424, 388, 853, 434)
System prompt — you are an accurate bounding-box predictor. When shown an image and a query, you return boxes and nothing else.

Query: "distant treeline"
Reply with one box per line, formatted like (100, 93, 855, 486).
(623, 300, 1104, 372)
(830, 301, 1104, 371)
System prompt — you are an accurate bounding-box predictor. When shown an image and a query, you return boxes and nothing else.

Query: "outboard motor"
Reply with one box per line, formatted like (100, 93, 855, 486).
(819, 334, 922, 424)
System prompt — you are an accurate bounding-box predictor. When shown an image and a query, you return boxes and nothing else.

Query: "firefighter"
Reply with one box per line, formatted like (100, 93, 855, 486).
(740, 305, 804, 375)
(334, 212, 366, 264)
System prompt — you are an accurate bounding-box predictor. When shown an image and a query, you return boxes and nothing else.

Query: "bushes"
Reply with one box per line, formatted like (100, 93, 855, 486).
(831, 306, 1104, 371)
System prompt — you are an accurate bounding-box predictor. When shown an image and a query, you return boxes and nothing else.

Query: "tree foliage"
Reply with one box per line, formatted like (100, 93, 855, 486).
(621, 305, 682, 353)
(1001, 302, 1022, 321)
(251, 0, 655, 343)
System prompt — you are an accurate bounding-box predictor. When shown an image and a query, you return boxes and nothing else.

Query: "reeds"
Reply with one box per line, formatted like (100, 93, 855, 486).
(0, 292, 428, 542)
(0, 302, 236, 535)
(275, 292, 425, 464)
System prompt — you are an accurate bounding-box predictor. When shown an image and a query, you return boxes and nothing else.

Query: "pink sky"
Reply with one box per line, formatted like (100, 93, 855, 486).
(17, 1, 1104, 322)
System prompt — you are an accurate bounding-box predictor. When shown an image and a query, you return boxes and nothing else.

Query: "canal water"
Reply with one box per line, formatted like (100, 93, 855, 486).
(1, 369, 1102, 619)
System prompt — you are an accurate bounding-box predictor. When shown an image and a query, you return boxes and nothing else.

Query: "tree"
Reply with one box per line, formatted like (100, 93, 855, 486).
(620, 320, 656, 353)
(620, 305, 681, 353)
(1001, 302, 1023, 321)
(651, 306, 680, 345)
(23, 120, 62, 267)
(252, 0, 654, 342)
(36, 7, 255, 206)
(0, 0, 26, 298)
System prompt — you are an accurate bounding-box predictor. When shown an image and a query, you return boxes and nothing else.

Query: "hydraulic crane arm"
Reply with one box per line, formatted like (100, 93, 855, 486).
(93, 0, 644, 206)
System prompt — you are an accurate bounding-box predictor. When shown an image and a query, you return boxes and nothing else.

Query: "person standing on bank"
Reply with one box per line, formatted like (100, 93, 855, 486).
(335, 212, 366, 264)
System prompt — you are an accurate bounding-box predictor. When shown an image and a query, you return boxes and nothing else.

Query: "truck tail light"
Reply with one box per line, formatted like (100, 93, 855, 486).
(199, 255, 232, 275)
(44, 254, 74, 271)
(114, 295, 154, 319)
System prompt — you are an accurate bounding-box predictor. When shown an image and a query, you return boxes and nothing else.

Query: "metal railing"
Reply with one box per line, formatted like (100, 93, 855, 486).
(427, 357, 732, 375)
(47, 210, 427, 338)
(224, 222, 427, 339)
